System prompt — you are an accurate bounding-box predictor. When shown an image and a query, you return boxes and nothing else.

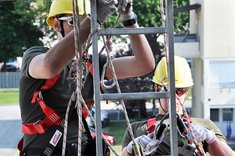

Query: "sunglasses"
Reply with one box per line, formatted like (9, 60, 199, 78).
(58, 16, 73, 26)
(156, 85, 189, 97)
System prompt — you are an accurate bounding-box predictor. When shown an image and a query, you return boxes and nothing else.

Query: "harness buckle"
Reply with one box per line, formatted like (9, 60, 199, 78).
(33, 120, 41, 125)
(38, 91, 43, 100)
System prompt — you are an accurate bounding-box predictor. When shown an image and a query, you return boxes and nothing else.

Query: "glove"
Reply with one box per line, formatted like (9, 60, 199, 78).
(191, 125, 217, 144)
(126, 135, 152, 154)
(97, 0, 117, 24)
(118, 0, 137, 22)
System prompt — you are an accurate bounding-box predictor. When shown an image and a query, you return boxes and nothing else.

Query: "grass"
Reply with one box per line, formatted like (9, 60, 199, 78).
(104, 121, 127, 155)
(0, 88, 19, 105)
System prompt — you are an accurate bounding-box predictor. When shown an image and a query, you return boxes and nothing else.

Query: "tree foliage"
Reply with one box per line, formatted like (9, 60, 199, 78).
(106, 0, 189, 34)
(0, 0, 46, 63)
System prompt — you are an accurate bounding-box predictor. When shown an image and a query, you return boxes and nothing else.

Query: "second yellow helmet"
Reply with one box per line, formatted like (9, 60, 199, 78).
(152, 56, 194, 88)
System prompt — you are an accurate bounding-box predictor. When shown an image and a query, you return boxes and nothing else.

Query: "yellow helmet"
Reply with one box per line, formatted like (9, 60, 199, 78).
(46, 0, 90, 27)
(152, 56, 194, 88)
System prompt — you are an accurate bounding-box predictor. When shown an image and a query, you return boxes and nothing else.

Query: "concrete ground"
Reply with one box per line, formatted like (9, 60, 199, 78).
(0, 105, 22, 156)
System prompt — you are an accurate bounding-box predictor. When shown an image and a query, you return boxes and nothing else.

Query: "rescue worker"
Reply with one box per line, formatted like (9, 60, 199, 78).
(19, 0, 155, 155)
(121, 56, 235, 156)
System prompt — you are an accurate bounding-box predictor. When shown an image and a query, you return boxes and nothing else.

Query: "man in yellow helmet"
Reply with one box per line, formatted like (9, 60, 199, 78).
(121, 56, 235, 156)
(19, 0, 155, 155)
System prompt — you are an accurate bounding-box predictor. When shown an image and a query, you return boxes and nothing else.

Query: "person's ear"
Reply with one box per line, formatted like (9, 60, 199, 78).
(52, 18, 61, 32)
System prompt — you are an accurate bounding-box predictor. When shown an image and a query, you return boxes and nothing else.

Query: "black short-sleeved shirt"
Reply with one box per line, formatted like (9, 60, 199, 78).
(122, 114, 226, 153)
(19, 46, 106, 151)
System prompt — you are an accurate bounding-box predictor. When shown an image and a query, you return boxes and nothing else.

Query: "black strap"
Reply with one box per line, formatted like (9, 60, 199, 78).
(82, 116, 93, 139)
(42, 120, 64, 156)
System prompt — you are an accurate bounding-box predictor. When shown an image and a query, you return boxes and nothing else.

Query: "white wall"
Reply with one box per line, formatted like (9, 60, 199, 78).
(202, 0, 235, 58)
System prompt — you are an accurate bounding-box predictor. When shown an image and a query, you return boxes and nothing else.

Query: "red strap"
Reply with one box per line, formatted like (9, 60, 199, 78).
(82, 101, 94, 119)
(86, 60, 94, 76)
(22, 113, 62, 134)
(146, 117, 156, 133)
(31, 74, 60, 104)
(22, 99, 62, 134)
(41, 74, 60, 90)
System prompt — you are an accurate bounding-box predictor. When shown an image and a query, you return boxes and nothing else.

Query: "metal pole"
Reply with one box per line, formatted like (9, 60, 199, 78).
(90, 0, 103, 155)
(166, 0, 178, 155)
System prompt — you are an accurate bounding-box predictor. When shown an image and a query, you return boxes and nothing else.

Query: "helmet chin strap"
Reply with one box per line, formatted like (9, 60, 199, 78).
(159, 99, 168, 114)
(59, 20, 65, 37)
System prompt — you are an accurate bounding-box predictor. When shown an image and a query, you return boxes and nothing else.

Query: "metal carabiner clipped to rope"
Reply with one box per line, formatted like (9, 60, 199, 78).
(101, 62, 116, 89)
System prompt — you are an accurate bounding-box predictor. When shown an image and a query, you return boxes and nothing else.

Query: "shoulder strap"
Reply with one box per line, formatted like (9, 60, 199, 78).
(31, 73, 60, 104)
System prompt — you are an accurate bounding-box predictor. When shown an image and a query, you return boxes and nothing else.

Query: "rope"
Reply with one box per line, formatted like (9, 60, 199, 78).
(72, 0, 83, 155)
(62, 92, 75, 156)
(62, 0, 144, 155)
(176, 95, 206, 156)
(159, 2, 206, 156)
(100, 33, 143, 156)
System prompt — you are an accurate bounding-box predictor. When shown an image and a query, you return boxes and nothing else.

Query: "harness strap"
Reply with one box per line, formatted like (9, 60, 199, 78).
(82, 101, 94, 119)
(22, 110, 62, 134)
(86, 60, 94, 76)
(22, 74, 61, 134)
(146, 117, 157, 133)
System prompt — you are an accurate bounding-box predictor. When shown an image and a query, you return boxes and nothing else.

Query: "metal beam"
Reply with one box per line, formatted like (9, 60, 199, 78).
(98, 27, 166, 35)
(174, 3, 201, 14)
(100, 92, 170, 100)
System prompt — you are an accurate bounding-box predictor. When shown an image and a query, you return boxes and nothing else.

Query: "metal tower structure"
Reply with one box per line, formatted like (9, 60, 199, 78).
(89, 0, 177, 155)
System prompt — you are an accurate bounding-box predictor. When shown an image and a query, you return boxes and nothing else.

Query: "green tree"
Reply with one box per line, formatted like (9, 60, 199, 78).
(106, 0, 189, 34)
(0, 0, 44, 63)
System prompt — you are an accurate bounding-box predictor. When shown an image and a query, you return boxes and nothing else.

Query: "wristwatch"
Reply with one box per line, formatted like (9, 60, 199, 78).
(123, 16, 137, 27)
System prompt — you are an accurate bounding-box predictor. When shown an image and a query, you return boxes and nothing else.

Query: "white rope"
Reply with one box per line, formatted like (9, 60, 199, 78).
(72, 0, 83, 155)
(62, 92, 75, 156)
(100, 34, 143, 156)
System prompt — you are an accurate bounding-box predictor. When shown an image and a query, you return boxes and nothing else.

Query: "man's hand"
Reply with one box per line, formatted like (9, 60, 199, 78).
(126, 135, 152, 154)
(97, 0, 117, 24)
(191, 125, 217, 144)
(118, 0, 136, 22)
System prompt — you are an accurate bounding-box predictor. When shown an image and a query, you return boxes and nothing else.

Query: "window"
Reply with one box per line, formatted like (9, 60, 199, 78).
(210, 109, 219, 121)
(223, 108, 233, 121)
(209, 60, 235, 88)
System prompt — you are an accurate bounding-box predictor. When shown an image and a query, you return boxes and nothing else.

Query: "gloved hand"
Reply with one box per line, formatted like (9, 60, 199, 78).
(191, 125, 217, 144)
(97, 0, 117, 24)
(126, 135, 152, 154)
(118, 0, 137, 22)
